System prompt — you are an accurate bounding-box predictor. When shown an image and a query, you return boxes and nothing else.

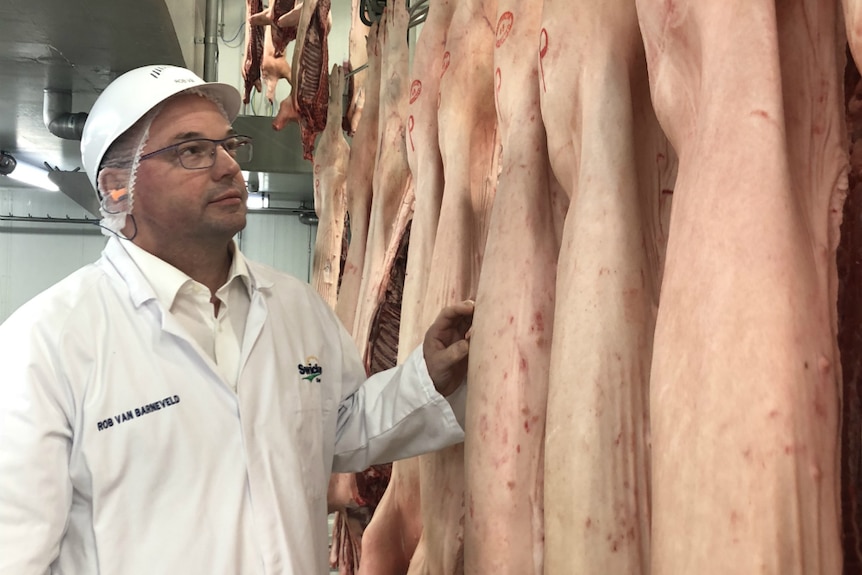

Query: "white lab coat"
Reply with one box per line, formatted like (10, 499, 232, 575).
(0, 237, 465, 575)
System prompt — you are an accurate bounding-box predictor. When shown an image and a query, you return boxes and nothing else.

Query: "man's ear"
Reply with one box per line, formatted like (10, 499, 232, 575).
(96, 167, 129, 198)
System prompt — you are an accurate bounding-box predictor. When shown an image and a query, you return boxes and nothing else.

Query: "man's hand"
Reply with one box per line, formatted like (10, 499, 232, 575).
(423, 300, 475, 397)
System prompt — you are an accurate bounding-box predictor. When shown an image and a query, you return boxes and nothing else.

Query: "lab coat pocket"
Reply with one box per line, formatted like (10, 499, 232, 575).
(294, 380, 326, 501)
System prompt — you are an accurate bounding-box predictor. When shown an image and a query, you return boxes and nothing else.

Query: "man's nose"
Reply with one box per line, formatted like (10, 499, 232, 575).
(211, 145, 241, 176)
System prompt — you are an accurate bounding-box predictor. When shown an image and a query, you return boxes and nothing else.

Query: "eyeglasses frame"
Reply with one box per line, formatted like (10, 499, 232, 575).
(138, 134, 254, 170)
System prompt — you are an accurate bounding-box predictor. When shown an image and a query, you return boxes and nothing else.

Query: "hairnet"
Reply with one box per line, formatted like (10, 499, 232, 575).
(94, 90, 231, 238)
(96, 105, 161, 237)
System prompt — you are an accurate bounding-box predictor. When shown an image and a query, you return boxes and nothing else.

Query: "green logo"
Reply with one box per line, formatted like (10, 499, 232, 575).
(297, 356, 323, 383)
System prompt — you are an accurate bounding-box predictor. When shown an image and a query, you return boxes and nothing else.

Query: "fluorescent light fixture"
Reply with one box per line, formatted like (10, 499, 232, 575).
(4, 159, 59, 192)
(247, 192, 269, 210)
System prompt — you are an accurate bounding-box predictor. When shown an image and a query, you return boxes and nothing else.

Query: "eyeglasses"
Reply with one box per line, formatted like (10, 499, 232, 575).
(139, 135, 254, 170)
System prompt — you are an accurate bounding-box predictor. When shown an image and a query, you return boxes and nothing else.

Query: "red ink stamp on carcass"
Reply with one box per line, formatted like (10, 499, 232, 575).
(494, 68, 502, 114)
(496, 12, 514, 48)
(539, 28, 549, 93)
(441, 51, 451, 77)
(409, 80, 422, 104)
(407, 115, 415, 151)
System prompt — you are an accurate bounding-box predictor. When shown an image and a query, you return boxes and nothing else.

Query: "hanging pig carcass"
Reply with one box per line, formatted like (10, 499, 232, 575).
(273, 0, 331, 159)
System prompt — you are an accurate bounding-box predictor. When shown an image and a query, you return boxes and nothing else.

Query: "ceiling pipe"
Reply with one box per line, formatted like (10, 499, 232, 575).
(203, 0, 219, 81)
(43, 89, 88, 141)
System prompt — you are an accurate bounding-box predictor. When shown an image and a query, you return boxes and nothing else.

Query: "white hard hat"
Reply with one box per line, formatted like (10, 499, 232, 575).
(80, 65, 242, 195)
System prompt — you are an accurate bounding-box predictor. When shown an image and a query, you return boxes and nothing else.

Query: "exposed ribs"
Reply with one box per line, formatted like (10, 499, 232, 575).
(271, 0, 300, 56)
(367, 222, 409, 375)
(241, 0, 265, 104)
(840, 49, 862, 575)
(281, 0, 332, 160)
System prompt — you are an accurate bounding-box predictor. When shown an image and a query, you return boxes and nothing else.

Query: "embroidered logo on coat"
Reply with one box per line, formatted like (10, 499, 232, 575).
(297, 356, 323, 383)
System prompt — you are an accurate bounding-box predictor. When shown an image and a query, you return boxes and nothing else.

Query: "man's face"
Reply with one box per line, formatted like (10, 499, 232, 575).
(130, 94, 248, 253)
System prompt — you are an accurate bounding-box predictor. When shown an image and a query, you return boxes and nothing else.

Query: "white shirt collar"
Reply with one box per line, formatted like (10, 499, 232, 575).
(118, 239, 252, 309)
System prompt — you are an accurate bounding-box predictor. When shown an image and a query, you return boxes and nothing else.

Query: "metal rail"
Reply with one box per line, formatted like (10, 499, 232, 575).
(0, 207, 317, 226)
(0, 214, 99, 225)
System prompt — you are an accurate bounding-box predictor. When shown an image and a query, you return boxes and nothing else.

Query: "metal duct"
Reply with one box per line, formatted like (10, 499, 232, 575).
(298, 212, 319, 226)
(203, 0, 219, 81)
(43, 89, 88, 140)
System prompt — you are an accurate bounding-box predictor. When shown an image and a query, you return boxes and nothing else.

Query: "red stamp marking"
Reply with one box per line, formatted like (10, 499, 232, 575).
(539, 28, 549, 93)
(441, 51, 451, 77)
(407, 115, 415, 151)
(409, 80, 422, 104)
(495, 67, 502, 111)
(496, 12, 514, 48)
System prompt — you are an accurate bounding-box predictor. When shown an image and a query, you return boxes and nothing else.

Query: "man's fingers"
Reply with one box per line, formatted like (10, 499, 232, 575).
(430, 300, 475, 333)
(430, 338, 469, 366)
(449, 338, 469, 361)
(438, 299, 475, 321)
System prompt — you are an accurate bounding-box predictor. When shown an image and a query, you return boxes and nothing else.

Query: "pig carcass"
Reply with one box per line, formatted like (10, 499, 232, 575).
(355, 0, 457, 572)
(463, 0, 568, 572)
(409, 0, 500, 571)
(345, 0, 371, 135)
(336, 23, 382, 343)
(351, 0, 415, 371)
(328, 8, 416, 569)
(538, 0, 676, 572)
(250, 0, 300, 57)
(250, 0, 300, 105)
(259, 24, 292, 105)
(637, 0, 845, 572)
(273, 0, 331, 160)
(311, 63, 350, 308)
(838, 43, 862, 573)
(241, 0, 265, 105)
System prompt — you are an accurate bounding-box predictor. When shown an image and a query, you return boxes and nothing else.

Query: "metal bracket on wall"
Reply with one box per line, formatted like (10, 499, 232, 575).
(359, 0, 429, 29)
(344, 0, 428, 89)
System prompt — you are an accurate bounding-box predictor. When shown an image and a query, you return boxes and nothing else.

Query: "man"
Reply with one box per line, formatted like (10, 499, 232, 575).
(0, 65, 472, 574)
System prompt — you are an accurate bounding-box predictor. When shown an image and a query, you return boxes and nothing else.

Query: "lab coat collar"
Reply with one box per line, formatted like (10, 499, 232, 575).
(102, 237, 274, 310)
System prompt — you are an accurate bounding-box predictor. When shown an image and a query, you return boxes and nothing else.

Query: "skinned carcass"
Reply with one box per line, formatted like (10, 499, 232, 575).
(328, 6, 415, 571)
(838, 32, 862, 571)
(311, 64, 350, 308)
(241, 0, 265, 104)
(463, 0, 564, 572)
(408, 0, 500, 571)
(636, 0, 845, 573)
(258, 25, 292, 105)
(309, 61, 362, 575)
(538, 0, 674, 572)
(355, 0, 457, 573)
(345, 0, 371, 135)
(351, 0, 414, 372)
(250, 0, 299, 105)
(336, 24, 382, 343)
(273, 0, 331, 159)
(250, 0, 300, 57)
